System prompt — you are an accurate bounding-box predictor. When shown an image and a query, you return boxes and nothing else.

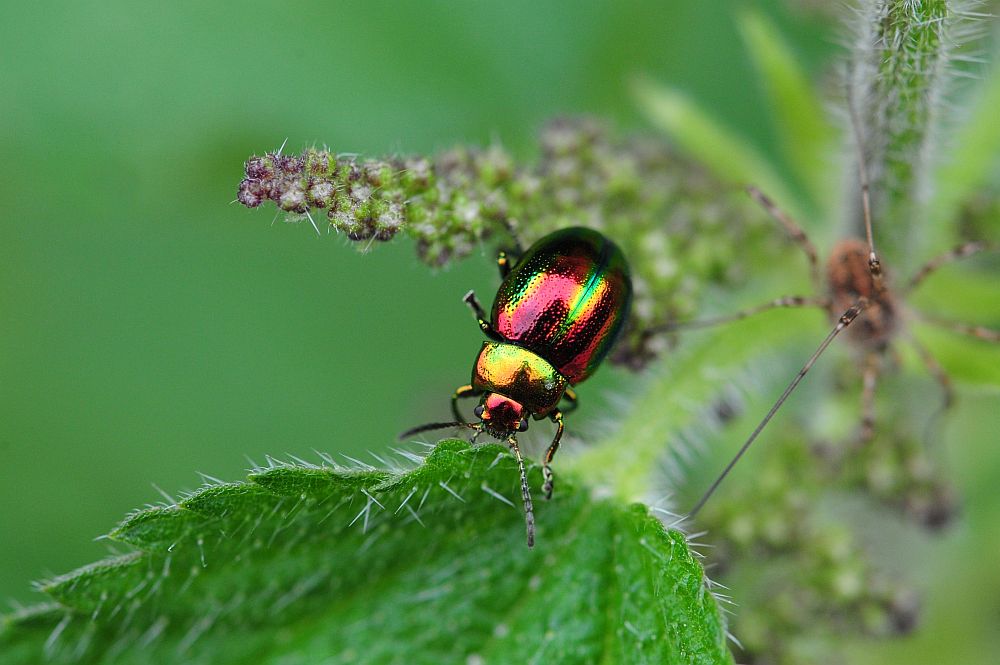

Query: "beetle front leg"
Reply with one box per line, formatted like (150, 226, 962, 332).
(451, 384, 481, 422)
(560, 387, 578, 414)
(542, 410, 565, 500)
(496, 215, 525, 261)
(463, 290, 502, 341)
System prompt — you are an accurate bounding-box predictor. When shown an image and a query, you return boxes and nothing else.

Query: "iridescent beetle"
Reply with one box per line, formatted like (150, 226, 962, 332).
(401, 227, 632, 547)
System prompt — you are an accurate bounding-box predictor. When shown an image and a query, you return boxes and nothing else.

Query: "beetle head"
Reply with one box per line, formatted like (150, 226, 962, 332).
(475, 393, 529, 438)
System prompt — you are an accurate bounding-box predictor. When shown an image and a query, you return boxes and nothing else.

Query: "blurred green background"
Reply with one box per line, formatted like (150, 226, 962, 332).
(2, 1, 997, 663)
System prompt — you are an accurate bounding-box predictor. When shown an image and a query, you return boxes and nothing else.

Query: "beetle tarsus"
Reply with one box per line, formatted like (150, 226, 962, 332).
(463, 290, 502, 340)
(560, 388, 579, 414)
(463, 290, 487, 316)
(543, 411, 565, 500)
(542, 467, 554, 501)
(451, 384, 480, 422)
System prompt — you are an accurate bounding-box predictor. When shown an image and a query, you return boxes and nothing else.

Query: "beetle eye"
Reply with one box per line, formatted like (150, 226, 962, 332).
(518, 418, 529, 432)
(474, 405, 484, 418)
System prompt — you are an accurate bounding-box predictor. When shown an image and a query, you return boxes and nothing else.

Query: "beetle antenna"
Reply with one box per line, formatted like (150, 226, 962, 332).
(507, 436, 535, 548)
(689, 298, 869, 517)
(397, 421, 479, 440)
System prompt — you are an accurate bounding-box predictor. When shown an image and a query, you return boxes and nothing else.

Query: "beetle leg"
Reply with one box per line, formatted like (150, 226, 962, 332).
(507, 436, 535, 548)
(560, 387, 579, 414)
(542, 410, 565, 500)
(463, 289, 489, 320)
(495, 216, 525, 257)
(497, 250, 513, 279)
(462, 290, 503, 341)
(451, 384, 481, 422)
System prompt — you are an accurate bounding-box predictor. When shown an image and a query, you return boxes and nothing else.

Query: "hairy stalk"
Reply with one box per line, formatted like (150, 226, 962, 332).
(849, 0, 953, 257)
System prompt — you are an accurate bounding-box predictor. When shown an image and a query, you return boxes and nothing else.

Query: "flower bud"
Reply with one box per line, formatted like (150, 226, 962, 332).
(237, 179, 264, 208)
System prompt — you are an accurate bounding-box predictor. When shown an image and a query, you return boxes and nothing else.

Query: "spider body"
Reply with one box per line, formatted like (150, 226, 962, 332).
(826, 238, 898, 350)
(678, 185, 997, 517)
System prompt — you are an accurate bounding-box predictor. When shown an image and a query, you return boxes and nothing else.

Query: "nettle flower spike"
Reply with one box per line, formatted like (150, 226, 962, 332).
(236, 119, 784, 369)
(238, 149, 404, 241)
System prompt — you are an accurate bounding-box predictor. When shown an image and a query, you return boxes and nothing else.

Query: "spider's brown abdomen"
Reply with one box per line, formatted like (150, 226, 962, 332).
(826, 238, 897, 349)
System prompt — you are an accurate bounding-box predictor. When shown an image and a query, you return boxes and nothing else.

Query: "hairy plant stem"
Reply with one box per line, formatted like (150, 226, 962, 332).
(851, 0, 951, 258)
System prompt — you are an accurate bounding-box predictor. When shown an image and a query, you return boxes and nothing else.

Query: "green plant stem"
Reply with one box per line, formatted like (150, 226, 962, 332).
(854, 0, 950, 257)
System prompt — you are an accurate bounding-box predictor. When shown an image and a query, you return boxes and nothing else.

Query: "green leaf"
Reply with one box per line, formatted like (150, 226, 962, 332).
(737, 10, 837, 215)
(632, 77, 805, 224)
(1, 441, 733, 665)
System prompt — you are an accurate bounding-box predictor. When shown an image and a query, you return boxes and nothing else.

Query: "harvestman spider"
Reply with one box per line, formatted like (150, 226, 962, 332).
(675, 116, 999, 516)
